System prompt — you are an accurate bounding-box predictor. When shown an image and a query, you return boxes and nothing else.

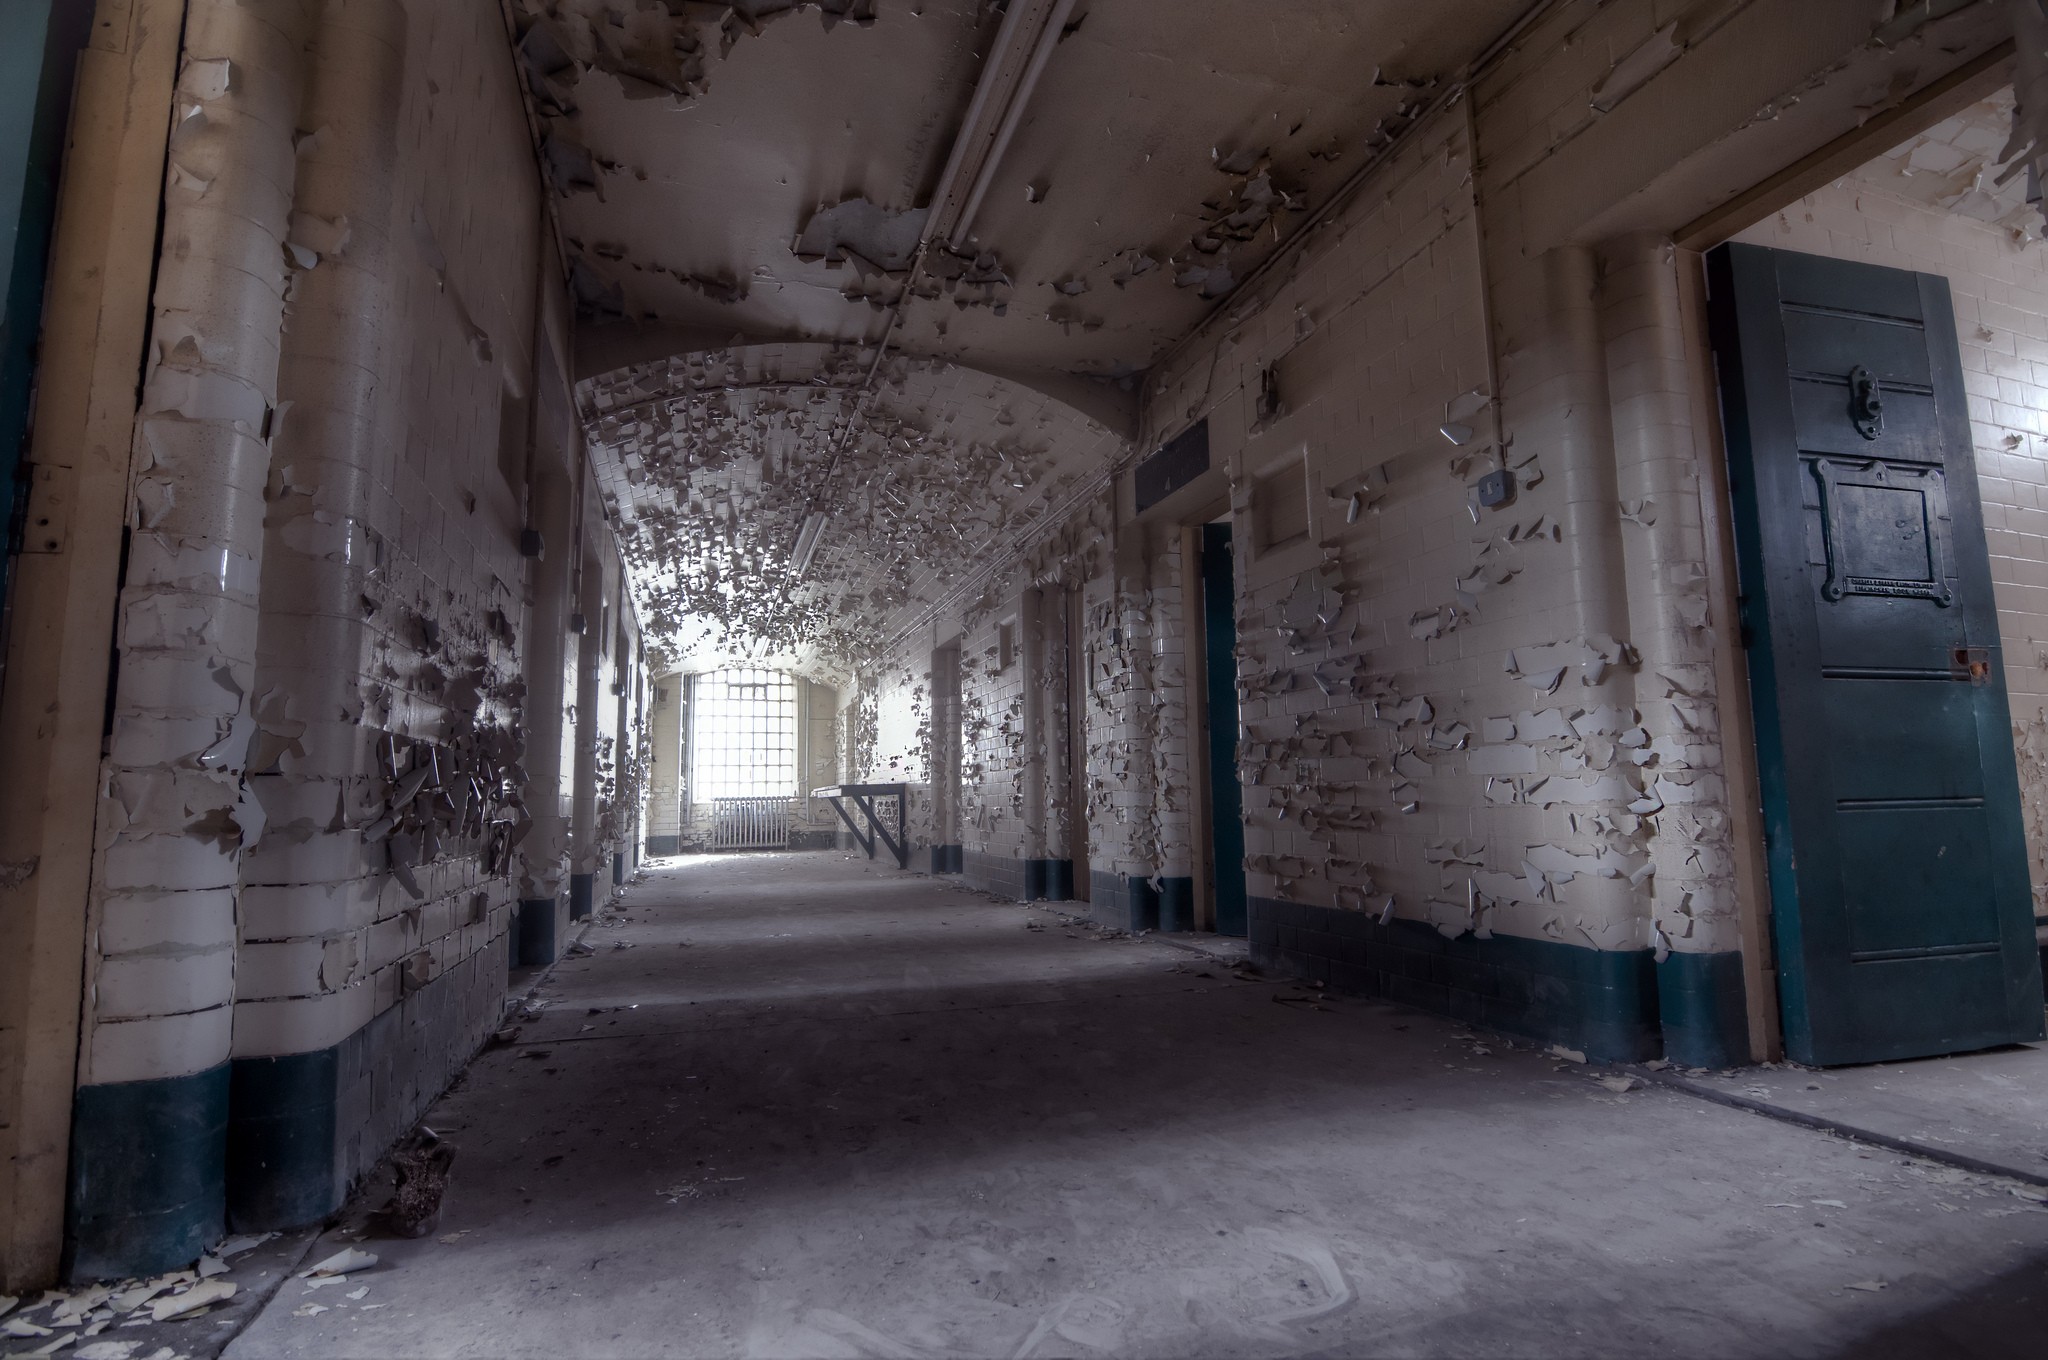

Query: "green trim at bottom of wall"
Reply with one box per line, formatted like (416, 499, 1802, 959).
(1023, 858, 1073, 902)
(1250, 897, 1663, 1062)
(517, 895, 557, 966)
(1657, 949, 1751, 1069)
(1085, 872, 1196, 933)
(569, 873, 593, 920)
(65, 1064, 229, 1282)
(226, 1049, 340, 1232)
(1158, 877, 1195, 932)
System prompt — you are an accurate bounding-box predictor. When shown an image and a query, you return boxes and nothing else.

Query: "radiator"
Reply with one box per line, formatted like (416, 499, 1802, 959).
(710, 797, 789, 851)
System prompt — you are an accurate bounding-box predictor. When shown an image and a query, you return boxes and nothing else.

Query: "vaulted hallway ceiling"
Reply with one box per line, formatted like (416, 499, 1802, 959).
(521, 0, 1533, 674)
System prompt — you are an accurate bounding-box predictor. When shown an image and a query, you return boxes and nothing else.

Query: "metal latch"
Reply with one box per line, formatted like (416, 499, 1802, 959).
(1849, 365, 1884, 441)
(1952, 646, 1991, 684)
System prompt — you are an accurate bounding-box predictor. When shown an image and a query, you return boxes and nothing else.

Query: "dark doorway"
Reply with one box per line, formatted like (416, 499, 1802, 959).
(932, 642, 963, 874)
(1064, 585, 1090, 901)
(1708, 242, 2046, 1065)
(1200, 523, 1248, 937)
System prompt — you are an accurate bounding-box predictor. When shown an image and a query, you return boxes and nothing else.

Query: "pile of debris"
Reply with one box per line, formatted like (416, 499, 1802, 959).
(0, 1232, 274, 1358)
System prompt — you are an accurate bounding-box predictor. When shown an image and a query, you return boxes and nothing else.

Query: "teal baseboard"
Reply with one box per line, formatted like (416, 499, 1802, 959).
(65, 1064, 229, 1282)
(1158, 877, 1195, 932)
(1657, 950, 1750, 1069)
(1087, 870, 1153, 930)
(569, 873, 593, 920)
(517, 895, 557, 965)
(1023, 858, 1073, 901)
(1084, 872, 1197, 933)
(1250, 897, 1663, 1062)
(226, 1049, 340, 1231)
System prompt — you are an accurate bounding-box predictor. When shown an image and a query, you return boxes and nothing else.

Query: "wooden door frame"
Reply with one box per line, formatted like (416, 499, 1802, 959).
(1679, 254, 1783, 1064)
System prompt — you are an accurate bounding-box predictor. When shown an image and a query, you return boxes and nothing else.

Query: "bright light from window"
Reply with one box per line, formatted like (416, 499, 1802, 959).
(690, 668, 797, 800)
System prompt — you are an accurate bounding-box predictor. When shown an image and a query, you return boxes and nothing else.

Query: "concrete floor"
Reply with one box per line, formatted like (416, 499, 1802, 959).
(219, 851, 2048, 1359)
(1661, 1039, 2048, 1186)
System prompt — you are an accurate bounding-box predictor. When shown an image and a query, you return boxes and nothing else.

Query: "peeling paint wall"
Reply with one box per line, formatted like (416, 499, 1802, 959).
(230, 0, 548, 1180)
(234, 0, 529, 1089)
(1077, 528, 1195, 891)
(65, 0, 630, 1273)
(851, 490, 1113, 896)
(850, 0, 1909, 1058)
(1146, 107, 1529, 938)
(1734, 127, 2048, 920)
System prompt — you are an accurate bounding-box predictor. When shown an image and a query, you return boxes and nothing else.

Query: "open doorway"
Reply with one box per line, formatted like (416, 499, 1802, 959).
(931, 641, 963, 874)
(1197, 520, 1248, 938)
(1703, 80, 2048, 1064)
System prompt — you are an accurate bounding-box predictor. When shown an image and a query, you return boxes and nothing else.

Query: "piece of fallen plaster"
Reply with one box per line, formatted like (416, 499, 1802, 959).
(150, 1280, 235, 1322)
(302, 1249, 377, 1279)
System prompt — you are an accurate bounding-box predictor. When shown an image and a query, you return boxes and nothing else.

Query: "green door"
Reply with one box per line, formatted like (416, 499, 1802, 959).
(1708, 243, 2045, 1066)
(1201, 523, 1248, 936)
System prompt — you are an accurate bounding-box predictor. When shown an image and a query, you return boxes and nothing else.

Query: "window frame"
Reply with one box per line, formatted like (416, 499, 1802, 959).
(687, 668, 798, 800)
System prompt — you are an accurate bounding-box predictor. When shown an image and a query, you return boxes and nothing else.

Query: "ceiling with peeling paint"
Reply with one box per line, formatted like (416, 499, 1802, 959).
(581, 344, 1122, 679)
(1861, 89, 2042, 240)
(516, 0, 1536, 675)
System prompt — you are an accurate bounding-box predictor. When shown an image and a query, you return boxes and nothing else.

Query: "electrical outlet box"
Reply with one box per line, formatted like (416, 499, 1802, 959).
(1475, 468, 1515, 509)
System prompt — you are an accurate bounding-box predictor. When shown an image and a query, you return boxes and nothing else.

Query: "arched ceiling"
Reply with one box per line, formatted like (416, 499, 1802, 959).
(519, 0, 1537, 673)
(580, 343, 1123, 682)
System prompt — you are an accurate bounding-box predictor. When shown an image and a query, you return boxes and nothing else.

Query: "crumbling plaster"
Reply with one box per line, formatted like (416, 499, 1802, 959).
(63, 0, 651, 1277)
(579, 342, 1123, 681)
(229, 0, 557, 1064)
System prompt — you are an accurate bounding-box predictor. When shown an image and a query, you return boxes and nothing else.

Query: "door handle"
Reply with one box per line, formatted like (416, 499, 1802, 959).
(1849, 365, 1884, 440)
